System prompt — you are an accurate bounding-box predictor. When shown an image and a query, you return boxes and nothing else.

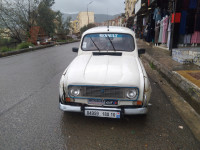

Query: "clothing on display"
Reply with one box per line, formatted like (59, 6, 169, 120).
(143, 18, 146, 26)
(153, 8, 159, 19)
(182, 0, 190, 10)
(153, 8, 162, 22)
(155, 22, 160, 43)
(190, 0, 200, 43)
(144, 25, 148, 38)
(158, 19, 163, 43)
(194, 12, 200, 31)
(136, 0, 199, 48)
(171, 13, 181, 23)
(167, 19, 172, 48)
(179, 11, 187, 35)
(173, 23, 180, 48)
(194, 0, 200, 31)
(184, 34, 192, 44)
(189, 0, 197, 9)
(186, 9, 196, 34)
(162, 16, 169, 43)
(191, 31, 200, 43)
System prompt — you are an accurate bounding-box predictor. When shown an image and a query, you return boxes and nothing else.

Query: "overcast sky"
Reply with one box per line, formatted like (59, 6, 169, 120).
(52, 0, 125, 15)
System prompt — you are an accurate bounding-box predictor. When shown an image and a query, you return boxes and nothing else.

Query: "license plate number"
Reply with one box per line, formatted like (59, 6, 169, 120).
(85, 110, 120, 118)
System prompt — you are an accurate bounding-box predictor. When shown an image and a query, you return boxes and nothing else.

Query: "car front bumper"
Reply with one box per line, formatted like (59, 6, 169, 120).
(59, 103, 148, 115)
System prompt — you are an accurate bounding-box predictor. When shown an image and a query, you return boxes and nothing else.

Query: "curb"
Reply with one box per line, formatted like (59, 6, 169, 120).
(0, 40, 80, 58)
(143, 53, 200, 114)
(142, 57, 200, 142)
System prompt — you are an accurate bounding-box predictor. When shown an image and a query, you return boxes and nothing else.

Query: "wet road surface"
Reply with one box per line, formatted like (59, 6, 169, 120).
(0, 42, 199, 150)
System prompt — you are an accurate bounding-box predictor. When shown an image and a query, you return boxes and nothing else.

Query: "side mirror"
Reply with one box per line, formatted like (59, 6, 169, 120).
(138, 48, 145, 56)
(72, 47, 78, 53)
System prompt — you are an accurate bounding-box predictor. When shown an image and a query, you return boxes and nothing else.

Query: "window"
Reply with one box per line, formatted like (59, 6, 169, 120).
(81, 33, 135, 51)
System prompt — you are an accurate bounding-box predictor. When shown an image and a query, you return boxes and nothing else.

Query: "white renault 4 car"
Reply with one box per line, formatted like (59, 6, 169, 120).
(59, 26, 151, 119)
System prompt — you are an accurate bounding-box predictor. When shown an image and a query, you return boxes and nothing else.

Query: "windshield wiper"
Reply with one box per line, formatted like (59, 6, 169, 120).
(107, 36, 116, 51)
(89, 37, 100, 52)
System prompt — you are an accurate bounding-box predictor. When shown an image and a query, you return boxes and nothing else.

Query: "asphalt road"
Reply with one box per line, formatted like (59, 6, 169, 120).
(0, 42, 199, 150)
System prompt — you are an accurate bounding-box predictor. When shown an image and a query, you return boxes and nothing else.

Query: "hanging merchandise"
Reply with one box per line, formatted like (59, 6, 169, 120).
(158, 18, 163, 43)
(143, 25, 148, 39)
(153, 7, 162, 22)
(194, 12, 200, 31)
(179, 11, 187, 35)
(191, 31, 200, 44)
(172, 24, 180, 48)
(155, 21, 160, 45)
(149, 12, 155, 43)
(167, 18, 172, 48)
(162, 15, 169, 43)
(143, 18, 146, 26)
(184, 34, 192, 44)
(171, 13, 181, 23)
(189, 0, 197, 9)
(186, 9, 196, 34)
(194, 0, 200, 31)
(182, 0, 190, 10)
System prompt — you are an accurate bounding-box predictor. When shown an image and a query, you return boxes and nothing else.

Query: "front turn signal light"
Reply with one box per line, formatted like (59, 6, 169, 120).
(66, 97, 71, 102)
(137, 101, 143, 106)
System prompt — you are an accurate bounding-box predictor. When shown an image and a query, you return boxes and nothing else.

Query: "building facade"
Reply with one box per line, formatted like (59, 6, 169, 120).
(77, 12, 94, 31)
(125, 0, 137, 20)
(72, 20, 79, 34)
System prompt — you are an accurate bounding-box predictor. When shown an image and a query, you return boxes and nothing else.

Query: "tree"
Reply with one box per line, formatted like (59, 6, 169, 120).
(56, 11, 72, 36)
(0, 0, 56, 41)
(0, 0, 41, 42)
(80, 23, 96, 34)
(36, 0, 56, 36)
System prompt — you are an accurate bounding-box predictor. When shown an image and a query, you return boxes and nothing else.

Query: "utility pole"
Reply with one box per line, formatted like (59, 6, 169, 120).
(87, 1, 93, 25)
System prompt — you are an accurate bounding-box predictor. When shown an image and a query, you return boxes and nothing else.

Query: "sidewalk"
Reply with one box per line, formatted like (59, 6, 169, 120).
(137, 39, 200, 115)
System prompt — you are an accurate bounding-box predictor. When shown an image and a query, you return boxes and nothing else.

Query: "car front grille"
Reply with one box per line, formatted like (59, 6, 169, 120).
(83, 86, 124, 98)
(68, 85, 139, 100)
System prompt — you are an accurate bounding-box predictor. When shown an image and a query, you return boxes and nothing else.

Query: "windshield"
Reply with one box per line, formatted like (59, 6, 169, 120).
(81, 33, 135, 51)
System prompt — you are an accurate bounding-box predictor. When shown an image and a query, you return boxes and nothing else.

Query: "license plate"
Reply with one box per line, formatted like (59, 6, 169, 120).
(85, 110, 120, 118)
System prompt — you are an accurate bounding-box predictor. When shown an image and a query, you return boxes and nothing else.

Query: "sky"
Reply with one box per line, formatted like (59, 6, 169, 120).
(52, 0, 125, 15)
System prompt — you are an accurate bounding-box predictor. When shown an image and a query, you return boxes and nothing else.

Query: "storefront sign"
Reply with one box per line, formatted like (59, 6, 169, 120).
(135, 0, 141, 14)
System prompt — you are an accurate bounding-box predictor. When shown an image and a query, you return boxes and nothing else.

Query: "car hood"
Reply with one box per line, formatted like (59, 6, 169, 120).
(64, 53, 142, 86)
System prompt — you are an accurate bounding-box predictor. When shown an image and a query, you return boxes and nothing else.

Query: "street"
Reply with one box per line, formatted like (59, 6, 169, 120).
(0, 42, 200, 150)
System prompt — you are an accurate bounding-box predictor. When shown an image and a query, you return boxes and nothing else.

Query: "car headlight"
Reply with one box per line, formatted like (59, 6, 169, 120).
(70, 88, 80, 97)
(126, 89, 137, 99)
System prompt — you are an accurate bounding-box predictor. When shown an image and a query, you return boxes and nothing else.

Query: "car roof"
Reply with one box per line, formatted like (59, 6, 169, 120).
(82, 26, 135, 37)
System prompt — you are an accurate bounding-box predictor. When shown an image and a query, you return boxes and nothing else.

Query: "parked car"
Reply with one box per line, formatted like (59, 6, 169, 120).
(59, 26, 151, 118)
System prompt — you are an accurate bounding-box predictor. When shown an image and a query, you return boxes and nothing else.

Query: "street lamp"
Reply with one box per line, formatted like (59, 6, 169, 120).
(87, 1, 93, 25)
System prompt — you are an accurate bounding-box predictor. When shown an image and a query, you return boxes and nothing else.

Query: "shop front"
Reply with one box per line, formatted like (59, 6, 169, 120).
(134, 0, 200, 66)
